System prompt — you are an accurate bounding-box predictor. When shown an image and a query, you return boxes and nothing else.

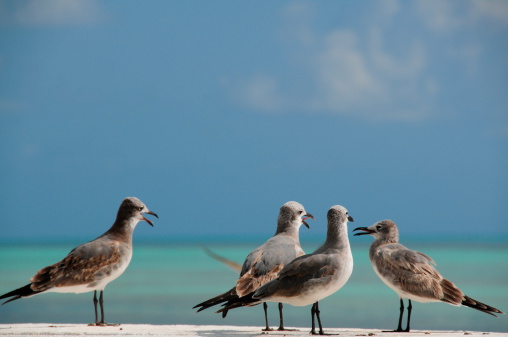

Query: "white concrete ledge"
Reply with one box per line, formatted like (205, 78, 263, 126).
(0, 324, 506, 337)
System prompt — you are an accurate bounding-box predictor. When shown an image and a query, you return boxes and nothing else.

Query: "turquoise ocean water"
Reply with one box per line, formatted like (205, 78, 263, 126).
(0, 236, 507, 332)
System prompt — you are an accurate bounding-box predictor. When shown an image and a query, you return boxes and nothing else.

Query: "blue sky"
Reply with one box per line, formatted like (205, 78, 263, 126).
(0, 0, 507, 241)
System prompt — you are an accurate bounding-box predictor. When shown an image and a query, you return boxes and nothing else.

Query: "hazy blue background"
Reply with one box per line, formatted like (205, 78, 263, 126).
(1, 0, 507, 241)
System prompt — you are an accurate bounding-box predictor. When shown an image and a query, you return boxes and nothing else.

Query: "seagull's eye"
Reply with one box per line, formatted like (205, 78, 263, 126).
(376, 225, 382, 230)
(299, 210, 303, 214)
(138, 207, 144, 211)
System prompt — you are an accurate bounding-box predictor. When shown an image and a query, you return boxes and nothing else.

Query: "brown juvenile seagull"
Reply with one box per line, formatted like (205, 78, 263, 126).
(354, 219, 504, 332)
(193, 201, 313, 331)
(0, 197, 158, 326)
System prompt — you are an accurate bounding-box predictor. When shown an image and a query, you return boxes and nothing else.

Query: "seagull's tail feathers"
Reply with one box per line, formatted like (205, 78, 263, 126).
(215, 292, 261, 317)
(462, 295, 504, 317)
(193, 286, 238, 312)
(0, 283, 41, 305)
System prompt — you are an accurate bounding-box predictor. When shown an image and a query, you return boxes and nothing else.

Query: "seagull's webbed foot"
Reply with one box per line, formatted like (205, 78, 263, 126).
(88, 322, 120, 327)
(382, 328, 410, 333)
(310, 330, 337, 335)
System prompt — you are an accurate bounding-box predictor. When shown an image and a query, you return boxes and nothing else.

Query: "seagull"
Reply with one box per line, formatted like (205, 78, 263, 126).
(218, 205, 354, 335)
(193, 201, 313, 331)
(353, 219, 504, 332)
(0, 197, 158, 326)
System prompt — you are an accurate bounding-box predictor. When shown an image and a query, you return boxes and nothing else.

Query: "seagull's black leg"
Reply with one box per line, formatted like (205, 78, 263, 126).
(383, 298, 406, 332)
(278, 302, 285, 330)
(310, 301, 330, 335)
(311, 302, 318, 335)
(93, 291, 99, 325)
(91, 290, 119, 326)
(396, 298, 404, 332)
(99, 290, 105, 325)
(314, 301, 326, 335)
(404, 300, 412, 332)
(261, 302, 273, 331)
(277, 302, 298, 331)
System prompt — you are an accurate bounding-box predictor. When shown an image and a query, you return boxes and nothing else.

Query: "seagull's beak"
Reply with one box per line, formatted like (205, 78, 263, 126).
(302, 213, 314, 229)
(348, 215, 354, 222)
(142, 210, 159, 227)
(353, 227, 373, 236)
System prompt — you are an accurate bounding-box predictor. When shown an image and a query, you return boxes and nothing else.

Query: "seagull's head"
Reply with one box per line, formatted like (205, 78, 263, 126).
(119, 197, 159, 226)
(327, 205, 354, 224)
(353, 219, 398, 242)
(279, 201, 314, 229)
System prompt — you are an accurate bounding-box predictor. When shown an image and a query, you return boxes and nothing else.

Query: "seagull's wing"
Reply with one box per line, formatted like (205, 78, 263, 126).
(374, 243, 463, 303)
(30, 239, 123, 291)
(236, 235, 304, 297)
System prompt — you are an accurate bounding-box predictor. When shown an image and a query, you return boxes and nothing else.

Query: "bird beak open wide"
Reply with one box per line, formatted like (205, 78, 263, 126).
(302, 213, 314, 229)
(353, 227, 373, 236)
(142, 210, 159, 227)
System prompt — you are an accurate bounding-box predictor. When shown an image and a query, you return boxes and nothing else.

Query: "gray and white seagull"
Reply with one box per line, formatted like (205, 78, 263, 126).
(354, 219, 504, 332)
(0, 197, 158, 326)
(193, 201, 313, 331)
(218, 205, 354, 335)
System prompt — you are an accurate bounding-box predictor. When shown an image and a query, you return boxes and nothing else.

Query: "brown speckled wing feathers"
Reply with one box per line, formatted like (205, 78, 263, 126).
(30, 240, 122, 292)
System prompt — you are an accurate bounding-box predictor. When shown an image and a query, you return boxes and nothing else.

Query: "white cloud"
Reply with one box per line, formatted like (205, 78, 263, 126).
(312, 30, 385, 112)
(3, 0, 104, 26)
(279, 2, 316, 47)
(233, 2, 436, 122)
(416, 0, 465, 33)
(415, 0, 507, 76)
(228, 1, 507, 123)
(379, 0, 400, 19)
(238, 75, 287, 113)
(417, 0, 508, 32)
(470, 0, 508, 25)
(369, 29, 426, 79)
(314, 28, 434, 121)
